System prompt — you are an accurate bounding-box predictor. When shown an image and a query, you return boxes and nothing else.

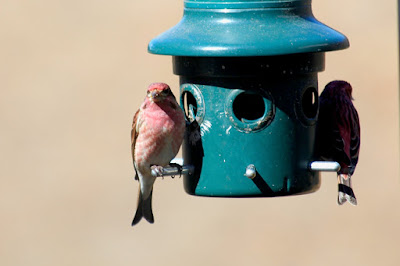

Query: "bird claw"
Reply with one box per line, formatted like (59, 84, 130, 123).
(150, 165, 164, 177)
(169, 163, 183, 178)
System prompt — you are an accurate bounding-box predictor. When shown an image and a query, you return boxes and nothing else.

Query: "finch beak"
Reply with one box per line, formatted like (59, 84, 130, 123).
(151, 91, 159, 99)
(149, 90, 161, 102)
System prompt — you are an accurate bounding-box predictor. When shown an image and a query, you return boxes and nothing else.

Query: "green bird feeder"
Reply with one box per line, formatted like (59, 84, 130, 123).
(148, 0, 349, 197)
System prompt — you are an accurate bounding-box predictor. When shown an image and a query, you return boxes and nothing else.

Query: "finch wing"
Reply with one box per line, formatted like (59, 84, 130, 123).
(335, 99, 359, 174)
(131, 108, 141, 180)
(349, 105, 360, 172)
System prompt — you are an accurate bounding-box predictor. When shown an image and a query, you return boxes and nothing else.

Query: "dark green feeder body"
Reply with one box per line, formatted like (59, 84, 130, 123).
(148, 0, 349, 197)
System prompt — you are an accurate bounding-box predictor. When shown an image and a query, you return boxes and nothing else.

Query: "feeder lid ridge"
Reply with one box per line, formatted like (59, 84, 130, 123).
(148, 0, 349, 57)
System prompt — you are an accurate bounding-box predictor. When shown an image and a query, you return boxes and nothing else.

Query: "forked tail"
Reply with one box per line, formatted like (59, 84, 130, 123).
(132, 189, 154, 226)
(337, 174, 357, 206)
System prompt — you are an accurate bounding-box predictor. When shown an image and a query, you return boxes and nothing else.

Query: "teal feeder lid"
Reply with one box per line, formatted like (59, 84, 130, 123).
(148, 0, 349, 56)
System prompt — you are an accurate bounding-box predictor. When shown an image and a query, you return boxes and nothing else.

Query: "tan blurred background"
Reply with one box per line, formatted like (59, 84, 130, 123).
(1, 0, 399, 265)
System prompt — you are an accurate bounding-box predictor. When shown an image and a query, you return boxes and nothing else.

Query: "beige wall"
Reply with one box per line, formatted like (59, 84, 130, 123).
(1, 0, 399, 265)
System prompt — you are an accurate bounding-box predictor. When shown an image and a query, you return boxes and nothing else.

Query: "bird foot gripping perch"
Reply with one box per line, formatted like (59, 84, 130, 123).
(150, 161, 195, 178)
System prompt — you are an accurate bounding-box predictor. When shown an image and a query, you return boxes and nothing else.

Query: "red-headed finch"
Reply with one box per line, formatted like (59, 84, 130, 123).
(316, 80, 360, 206)
(131, 83, 185, 225)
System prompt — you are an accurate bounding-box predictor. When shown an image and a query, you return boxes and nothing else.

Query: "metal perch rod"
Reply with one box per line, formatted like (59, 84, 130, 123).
(151, 158, 195, 177)
(151, 165, 195, 177)
(309, 161, 341, 172)
(150, 160, 339, 177)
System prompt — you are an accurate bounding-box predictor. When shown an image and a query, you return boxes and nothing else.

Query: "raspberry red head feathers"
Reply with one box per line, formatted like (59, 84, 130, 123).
(322, 80, 353, 100)
(146, 83, 174, 102)
(147, 82, 170, 92)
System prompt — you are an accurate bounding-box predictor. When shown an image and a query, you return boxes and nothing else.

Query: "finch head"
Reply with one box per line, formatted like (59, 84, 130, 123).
(324, 80, 354, 100)
(146, 83, 174, 103)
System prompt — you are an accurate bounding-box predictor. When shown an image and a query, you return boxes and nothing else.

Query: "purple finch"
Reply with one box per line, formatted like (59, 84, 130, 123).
(316, 80, 361, 205)
(131, 83, 185, 225)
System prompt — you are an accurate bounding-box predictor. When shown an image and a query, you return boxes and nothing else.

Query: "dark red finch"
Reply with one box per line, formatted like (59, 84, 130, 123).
(316, 80, 360, 206)
(131, 83, 185, 225)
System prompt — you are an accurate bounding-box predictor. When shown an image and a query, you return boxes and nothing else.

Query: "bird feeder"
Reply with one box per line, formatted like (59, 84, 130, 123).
(148, 0, 349, 197)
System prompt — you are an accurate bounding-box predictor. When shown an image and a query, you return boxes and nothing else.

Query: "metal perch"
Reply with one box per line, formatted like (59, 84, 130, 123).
(309, 161, 341, 172)
(151, 158, 195, 177)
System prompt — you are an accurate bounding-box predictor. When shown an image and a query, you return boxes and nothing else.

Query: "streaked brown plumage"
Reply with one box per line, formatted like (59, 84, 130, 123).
(316, 80, 360, 205)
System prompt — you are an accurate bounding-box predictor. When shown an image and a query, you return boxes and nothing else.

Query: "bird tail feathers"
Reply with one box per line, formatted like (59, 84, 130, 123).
(131, 188, 154, 226)
(337, 174, 357, 206)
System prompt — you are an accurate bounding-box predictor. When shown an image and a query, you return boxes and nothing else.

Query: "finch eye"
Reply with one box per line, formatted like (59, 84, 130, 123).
(162, 88, 171, 95)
